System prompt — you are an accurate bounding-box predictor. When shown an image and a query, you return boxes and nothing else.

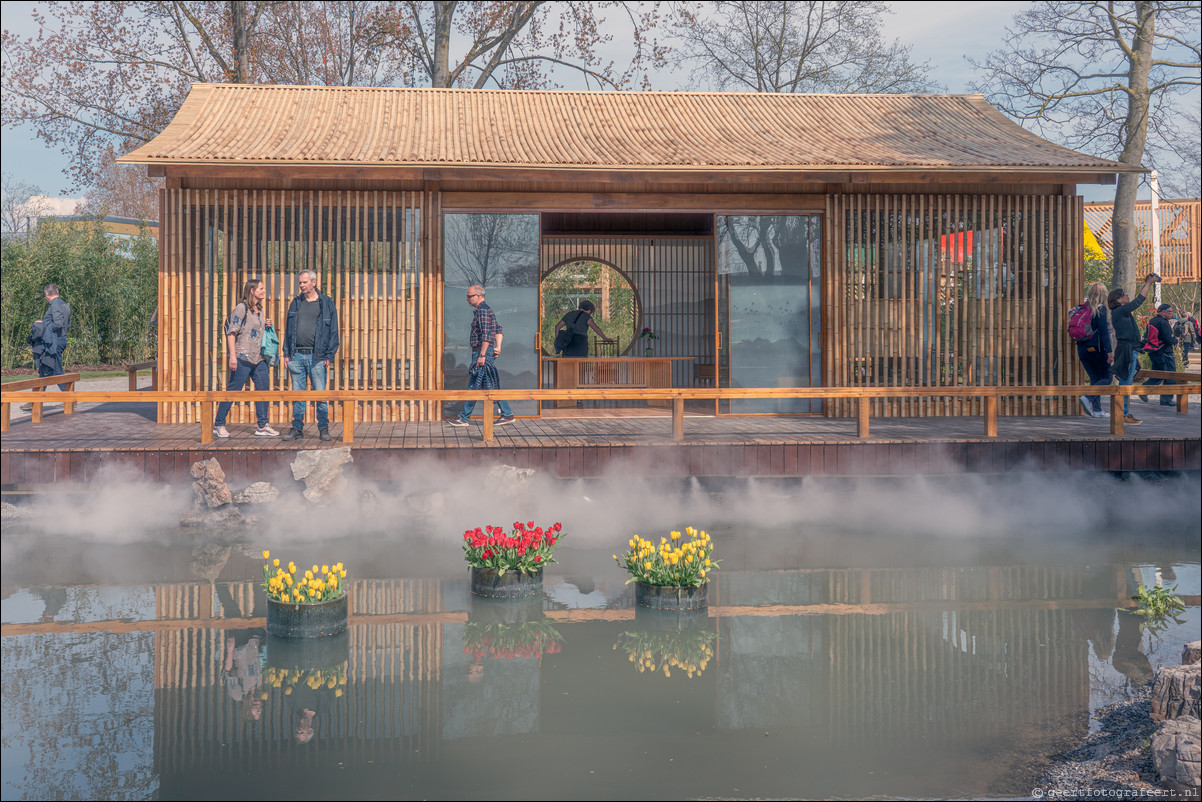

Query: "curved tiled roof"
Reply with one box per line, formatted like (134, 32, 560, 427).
(120, 83, 1133, 173)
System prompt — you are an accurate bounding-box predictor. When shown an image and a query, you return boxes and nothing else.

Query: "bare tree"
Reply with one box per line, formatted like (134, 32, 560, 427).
(76, 148, 163, 222)
(666, 0, 939, 94)
(1, 173, 51, 235)
(969, 2, 1201, 292)
(444, 213, 538, 288)
(385, 1, 665, 89)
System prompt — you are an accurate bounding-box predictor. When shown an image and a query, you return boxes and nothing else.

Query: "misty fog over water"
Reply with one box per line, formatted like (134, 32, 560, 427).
(2, 468, 1199, 800)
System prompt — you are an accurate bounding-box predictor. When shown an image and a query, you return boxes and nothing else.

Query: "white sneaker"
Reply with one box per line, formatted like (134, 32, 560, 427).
(1092, 409, 1109, 418)
(255, 425, 280, 437)
(1077, 397, 1092, 415)
(213, 425, 230, 438)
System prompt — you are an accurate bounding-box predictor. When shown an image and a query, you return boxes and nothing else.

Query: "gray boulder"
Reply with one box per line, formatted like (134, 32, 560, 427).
(485, 464, 536, 497)
(232, 481, 279, 505)
(179, 506, 246, 528)
(190, 458, 232, 508)
(290, 447, 353, 503)
(1185, 641, 1202, 665)
(1152, 715, 1201, 792)
(1152, 663, 1202, 722)
(405, 491, 446, 515)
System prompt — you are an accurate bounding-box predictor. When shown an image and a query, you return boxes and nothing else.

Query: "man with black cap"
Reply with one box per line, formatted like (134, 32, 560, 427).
(1142, 303, 1179, 406)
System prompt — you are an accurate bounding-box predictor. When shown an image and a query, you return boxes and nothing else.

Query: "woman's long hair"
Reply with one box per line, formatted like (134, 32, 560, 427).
(1085, 281, 1108, 314)
(241, 279, 264, 313)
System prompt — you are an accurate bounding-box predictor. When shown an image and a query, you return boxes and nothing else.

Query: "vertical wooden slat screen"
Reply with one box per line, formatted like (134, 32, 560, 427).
(826, 193, 1083, 418)
(160, 189, 430, 423)
(539, 235, 714, 392)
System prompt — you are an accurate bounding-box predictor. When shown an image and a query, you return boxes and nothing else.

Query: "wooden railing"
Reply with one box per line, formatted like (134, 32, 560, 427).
(124, 360, 158, 392)
(3, 379, 1197, 443)
(0, 373, 80, 426)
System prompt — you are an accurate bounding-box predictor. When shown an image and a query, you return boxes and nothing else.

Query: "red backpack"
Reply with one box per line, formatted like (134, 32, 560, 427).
(1141, 320, 1163, 352)
(1067, 304, 1096, 342)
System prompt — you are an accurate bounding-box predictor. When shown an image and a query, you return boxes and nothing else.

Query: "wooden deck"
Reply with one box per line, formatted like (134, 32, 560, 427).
(2, 398, 1198, 486)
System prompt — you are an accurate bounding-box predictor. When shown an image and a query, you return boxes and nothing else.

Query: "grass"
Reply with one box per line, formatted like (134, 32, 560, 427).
(2, 370, 127, 383)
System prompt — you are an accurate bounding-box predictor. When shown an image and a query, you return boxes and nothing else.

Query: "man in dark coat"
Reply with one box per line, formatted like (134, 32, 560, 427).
(1142, 303, 1179, 406)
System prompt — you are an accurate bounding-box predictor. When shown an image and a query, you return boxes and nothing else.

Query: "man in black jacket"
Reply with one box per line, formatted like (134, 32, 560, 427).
(1143, 303, 1179, 406)
(282, 270, 340, 441)
(1107, 273, 1158, 424)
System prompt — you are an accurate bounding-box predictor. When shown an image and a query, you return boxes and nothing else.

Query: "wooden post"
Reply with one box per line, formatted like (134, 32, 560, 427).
(1111, 392, 1123, 435)
(1177, 388, 1188, 413)
(201, 396, 213, 444)
(128, 371, 138, 392)
(482, 397, 493, 442)
(1, 402, 9, 432)
(856, 397, 870, 438)
(31, 388, 44, 424)
(672, 397, 684, 441)
(342, 400, 354, 444)
(984, 395, 997, 437)
(62, 380, 75, 415)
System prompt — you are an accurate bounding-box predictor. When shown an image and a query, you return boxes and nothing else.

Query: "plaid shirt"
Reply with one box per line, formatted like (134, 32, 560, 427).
(469, 301, 502, 350)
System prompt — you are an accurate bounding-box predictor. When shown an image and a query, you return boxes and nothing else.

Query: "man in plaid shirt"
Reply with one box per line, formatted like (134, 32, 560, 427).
(448, 285, 515, 426)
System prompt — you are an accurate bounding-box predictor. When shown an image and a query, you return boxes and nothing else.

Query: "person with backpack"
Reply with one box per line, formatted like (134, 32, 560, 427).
(553, 299, 615, 357)
(1070, 281, 1111, 417)
(1141, 303, 1179, 406)
(213, 278, 278, 438)
(1106, 273, 1159, 425)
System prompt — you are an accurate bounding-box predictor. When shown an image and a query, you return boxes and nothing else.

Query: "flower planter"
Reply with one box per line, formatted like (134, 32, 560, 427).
(266, 593, 348, 638)
(635, 580, 708, 611)
(469, 593, 544, 624)
(470, 566, 544, 599)
(266, 629, 350, 670)
(645, 347, 654, 356)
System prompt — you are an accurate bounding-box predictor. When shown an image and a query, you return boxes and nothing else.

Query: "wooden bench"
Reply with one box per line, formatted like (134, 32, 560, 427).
(0, 372, 82, 430)
(125, 360, 158, 391)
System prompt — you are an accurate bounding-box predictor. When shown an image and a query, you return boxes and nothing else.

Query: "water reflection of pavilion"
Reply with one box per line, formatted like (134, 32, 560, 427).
(5, 563, 1161, 797)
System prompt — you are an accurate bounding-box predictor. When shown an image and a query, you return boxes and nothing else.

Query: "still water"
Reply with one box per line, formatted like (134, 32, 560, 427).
(2, 473, 1199, 800)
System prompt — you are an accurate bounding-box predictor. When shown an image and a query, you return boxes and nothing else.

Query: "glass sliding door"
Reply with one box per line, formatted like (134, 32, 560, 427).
(443, 213, 541, 418)
(717, 215, 822, 414)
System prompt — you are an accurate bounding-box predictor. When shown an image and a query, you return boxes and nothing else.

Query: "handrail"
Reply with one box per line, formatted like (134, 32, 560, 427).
(3, 382, 1197, 442)
(0, 373, 81, 425)
(124, 360, 158, 391)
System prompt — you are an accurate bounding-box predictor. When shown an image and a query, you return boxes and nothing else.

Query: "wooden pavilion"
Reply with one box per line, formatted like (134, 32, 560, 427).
(119, 84, 1138, 425)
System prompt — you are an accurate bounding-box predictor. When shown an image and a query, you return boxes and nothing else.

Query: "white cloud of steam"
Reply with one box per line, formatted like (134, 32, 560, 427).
(2, 456, 1197, 587)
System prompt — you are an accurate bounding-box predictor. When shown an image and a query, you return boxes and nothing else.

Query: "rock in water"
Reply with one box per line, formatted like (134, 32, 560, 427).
(1152, 663, 1202, 722)
(190, 458, 232, 508)
(232, 481, 279, 505)
(290, 447, 353, 503)
(179, 506, 246, 528)
(485, 464, 536, 497)
(1152, 715, 1201, 792)
(1185, 641, 1202, 665)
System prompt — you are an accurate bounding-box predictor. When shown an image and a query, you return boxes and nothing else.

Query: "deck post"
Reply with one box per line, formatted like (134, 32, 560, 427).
(31, 388, 44, 424)
(984, 396, 997, 437)
(200, 396, 213, 444)
(63, 380, 75, 415)
(857, 397, 870, 438)
(342, 401, 354, 444)
(672, 397, 684, 441)
(482, 398, 493, 442)
(1111, 393, 1123, 435)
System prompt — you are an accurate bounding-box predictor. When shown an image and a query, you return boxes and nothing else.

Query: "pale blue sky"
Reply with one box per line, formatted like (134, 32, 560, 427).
(4, 1, 1119, 207)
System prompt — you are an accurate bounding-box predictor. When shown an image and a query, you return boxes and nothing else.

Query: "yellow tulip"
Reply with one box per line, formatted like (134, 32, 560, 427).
(272, 558, 280, 567)
(262, 550, 270, 560)
(322, 565, 329, 574)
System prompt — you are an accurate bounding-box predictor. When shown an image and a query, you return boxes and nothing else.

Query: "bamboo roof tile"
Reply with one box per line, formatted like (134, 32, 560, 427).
(120, 84, 1135, 174)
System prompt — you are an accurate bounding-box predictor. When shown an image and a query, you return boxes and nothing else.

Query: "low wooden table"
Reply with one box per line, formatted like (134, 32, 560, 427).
(546, 357, 691, 407)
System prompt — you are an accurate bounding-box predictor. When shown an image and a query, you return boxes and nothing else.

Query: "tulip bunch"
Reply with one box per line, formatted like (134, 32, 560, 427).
(463, 619, 563, 660)
(462, 521, 565, 576)
(618, 626, 717, 679)
(261, 551, 347, 604)
(263, 664, 347, 698)
(614, 527, 717, 588)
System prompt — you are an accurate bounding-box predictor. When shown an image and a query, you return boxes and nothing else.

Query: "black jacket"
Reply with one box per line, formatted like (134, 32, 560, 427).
(283, 292, 340, 362)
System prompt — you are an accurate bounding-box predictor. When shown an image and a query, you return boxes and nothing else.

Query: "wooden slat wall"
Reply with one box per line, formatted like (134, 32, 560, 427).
(826, 194, 1082, 417)
(160, 189, 429, 423)
(539, 236, 714, 391)
(1083, 199, 1201, 284)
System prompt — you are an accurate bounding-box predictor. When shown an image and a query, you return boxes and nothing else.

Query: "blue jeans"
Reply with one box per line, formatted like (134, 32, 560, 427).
(215, 357, 271, 427)
(1145, 350, 1177, 404)
(1077, 345, 1110, 412)
(288, 352, 329, 430)
(457, 346, 512, 421)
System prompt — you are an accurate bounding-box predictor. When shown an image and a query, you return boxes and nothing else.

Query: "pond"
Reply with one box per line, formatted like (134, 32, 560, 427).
(2, 471, 1199, 800)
